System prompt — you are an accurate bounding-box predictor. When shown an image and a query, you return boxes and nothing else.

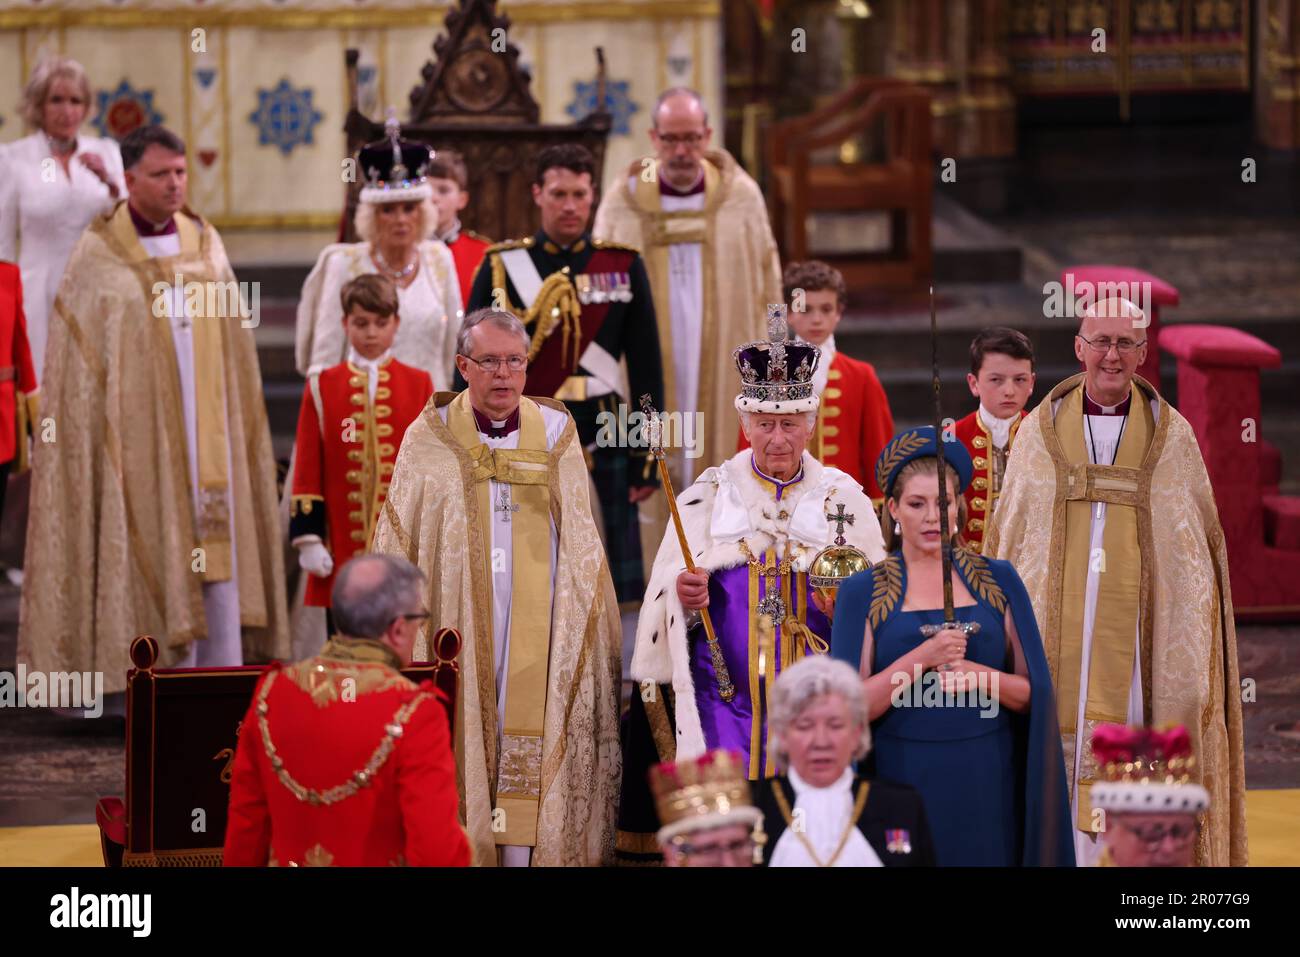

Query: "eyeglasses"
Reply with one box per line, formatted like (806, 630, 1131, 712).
(1116, 819, 1198, 849)
(463, 354, 528, 373)
(1077, 334, 1146, 355)
(675, 835, 755, 864)
(655, 131, 706, 147)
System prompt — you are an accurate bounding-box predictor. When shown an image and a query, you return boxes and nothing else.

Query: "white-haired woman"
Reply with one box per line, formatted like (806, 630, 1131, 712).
(294, 121, 460, 388)
(0, 56, 125, 377)
(753, 655, 935, 867)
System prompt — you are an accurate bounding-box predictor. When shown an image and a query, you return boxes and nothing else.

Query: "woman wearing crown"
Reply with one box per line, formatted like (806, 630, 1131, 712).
(294, 115, 462, 388)
(827, 427, 1075, 866)
(617, 309, 888, 861)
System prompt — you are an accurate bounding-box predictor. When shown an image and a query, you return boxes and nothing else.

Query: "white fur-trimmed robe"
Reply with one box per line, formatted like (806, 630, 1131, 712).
(632, 450, 887, 760)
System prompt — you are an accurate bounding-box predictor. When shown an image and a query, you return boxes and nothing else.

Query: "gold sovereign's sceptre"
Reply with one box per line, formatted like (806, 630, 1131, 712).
(639, 394, 736, 702)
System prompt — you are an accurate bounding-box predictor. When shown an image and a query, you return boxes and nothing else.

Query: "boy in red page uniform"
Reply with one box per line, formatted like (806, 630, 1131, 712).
(953, 326, 1035, 551)
(0, 262, 38, 554)
(290, 273, 434, 608)
(738, 260, 894, 504)
(428, 149, 490, 310)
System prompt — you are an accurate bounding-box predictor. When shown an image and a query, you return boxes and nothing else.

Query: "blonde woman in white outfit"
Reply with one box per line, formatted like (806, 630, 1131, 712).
(0, 56, 126, 378)
(294, 118, 461, 388)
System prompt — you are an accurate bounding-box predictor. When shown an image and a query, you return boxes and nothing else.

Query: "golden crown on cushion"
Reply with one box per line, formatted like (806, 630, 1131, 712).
(649, 749, 763, 842)
(1090, 723, 1210, 814)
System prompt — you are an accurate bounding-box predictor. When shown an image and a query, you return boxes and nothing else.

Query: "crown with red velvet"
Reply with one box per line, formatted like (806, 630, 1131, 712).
(733, 303, 820, 415)
(1090, 724, 1210, 814)
(359, 111, 433, 204)
(648, 749, 763, 842)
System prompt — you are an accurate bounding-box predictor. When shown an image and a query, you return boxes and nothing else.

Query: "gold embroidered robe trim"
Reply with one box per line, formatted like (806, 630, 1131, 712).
(447, 390, 553, 847)
(984, 373, 1248, 866)
(370, 391, 622, 865)
(285, 637, 411, 706)
(593, 148, 781, 478)
(1053, 382, 1154, 818)
(18, 200, 288, 692)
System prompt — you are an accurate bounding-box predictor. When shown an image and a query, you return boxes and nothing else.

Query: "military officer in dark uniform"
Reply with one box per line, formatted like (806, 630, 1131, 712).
(464, 143, 663, 603)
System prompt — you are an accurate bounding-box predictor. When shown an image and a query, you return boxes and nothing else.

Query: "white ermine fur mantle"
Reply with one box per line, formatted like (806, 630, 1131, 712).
(631, 450, 887, 760)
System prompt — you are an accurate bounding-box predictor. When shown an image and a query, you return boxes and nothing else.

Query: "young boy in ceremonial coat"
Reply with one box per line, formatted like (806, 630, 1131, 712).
(952, 327, 1035, 551)
(427, 149, 490, 311)
(290, 273, 433, 606)
(738, 260, 894, 504)
(0, 262, 37, 528)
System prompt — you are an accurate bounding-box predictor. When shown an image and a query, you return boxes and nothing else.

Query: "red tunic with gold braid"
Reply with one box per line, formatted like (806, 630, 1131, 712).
(446, 230, 491, 310)
(290, 356, 433, 605)
(1, 262, 38, 468)
(952, 408, 1026, 552)
(737, 351, 894, 502)
(222, 638, 471, 867)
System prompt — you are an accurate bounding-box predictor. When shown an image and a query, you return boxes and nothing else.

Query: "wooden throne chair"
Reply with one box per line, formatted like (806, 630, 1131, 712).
(339, 0, 613, 243)
(767, 77, 934, 289)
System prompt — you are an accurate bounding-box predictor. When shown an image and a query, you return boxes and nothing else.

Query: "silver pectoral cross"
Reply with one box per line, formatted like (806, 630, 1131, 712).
(495, 483, 520, 522)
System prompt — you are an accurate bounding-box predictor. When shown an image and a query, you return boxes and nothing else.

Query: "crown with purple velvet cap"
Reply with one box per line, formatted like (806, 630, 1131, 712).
(733, 304, 821, 415)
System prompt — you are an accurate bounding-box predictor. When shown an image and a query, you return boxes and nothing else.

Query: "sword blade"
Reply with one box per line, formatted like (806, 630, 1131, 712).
(930, 286, 955, 619)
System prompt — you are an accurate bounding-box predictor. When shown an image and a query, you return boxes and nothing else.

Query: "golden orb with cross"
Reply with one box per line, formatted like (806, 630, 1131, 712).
(809, 501, 873, 602)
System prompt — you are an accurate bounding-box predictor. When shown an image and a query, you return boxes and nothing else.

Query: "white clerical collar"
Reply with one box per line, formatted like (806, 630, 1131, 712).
(788, 765, 854, 796)
(1083, 389, 1131, 416)
(437, 218, 461, 244)
(978, 403, 1017, 450)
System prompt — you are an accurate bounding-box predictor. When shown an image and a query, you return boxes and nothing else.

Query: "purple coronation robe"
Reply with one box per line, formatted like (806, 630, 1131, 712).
(688, 465, 833, 780)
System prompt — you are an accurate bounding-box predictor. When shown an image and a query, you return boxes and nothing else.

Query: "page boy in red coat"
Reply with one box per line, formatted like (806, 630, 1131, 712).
(223, 554, 471, 867)
(953, 326, 1036, 551)
(738, 260, 894, 503)
(1, 262, 38, 544)
(428, 149, 491, 310)
(290, 274, 434, 607)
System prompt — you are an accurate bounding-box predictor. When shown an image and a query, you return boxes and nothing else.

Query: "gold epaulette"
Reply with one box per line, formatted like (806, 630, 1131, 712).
(464, 228, 494, 244)
(484, 236, 535, 256)
(592, 237, 641, 256)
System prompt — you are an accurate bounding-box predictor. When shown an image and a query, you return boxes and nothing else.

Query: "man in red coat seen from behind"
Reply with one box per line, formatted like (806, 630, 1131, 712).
(223, 554, 470, 866)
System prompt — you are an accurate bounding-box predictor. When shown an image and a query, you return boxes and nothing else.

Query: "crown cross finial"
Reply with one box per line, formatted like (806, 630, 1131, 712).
(638, 394, 664, 455)
(825, 501, 855, 546)
(384, 107, 408, 182)
(766, 303, 788, 381)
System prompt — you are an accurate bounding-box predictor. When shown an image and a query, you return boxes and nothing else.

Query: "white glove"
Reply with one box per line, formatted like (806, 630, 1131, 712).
(297, 541, 334, 578)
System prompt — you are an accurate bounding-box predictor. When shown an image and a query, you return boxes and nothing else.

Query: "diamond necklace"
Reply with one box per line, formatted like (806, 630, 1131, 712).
(372, 245, 417, 280)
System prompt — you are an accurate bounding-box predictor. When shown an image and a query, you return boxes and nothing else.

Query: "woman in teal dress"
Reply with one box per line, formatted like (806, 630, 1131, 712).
(828, 427, 1074, 866)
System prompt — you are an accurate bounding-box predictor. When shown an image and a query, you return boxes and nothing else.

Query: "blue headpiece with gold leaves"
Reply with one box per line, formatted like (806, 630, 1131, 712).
(875, 426, 974, 500)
